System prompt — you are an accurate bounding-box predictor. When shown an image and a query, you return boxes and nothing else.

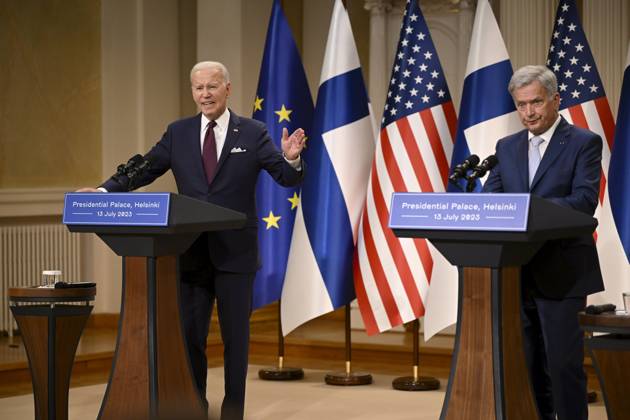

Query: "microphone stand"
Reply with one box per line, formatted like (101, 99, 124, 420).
(465, 176, 478, 193)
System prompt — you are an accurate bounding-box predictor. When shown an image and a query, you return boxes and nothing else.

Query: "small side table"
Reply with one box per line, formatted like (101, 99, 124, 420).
(579, 311, 630, 420)
(8, 286, 96, 420)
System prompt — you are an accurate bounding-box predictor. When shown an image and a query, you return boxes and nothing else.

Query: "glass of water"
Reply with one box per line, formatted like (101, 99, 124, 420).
(42, 270, 62, 287)
(623, 292, 630, 315)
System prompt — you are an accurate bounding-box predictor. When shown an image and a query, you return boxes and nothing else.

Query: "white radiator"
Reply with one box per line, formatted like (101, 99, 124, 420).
(1, 223, 81, 333)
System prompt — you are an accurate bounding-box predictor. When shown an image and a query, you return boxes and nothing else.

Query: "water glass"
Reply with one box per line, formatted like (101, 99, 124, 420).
(42, 270, 62, 287)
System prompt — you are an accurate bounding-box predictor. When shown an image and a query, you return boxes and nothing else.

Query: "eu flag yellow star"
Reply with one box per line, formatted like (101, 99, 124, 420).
(287, 192, 300, 210)
(262, 211, 281, 229)
(275, 104, 292, 122)
(253, 96, 264, 112)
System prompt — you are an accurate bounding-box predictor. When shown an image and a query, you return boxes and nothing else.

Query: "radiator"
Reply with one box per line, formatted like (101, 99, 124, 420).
(1, 223, 81, 333)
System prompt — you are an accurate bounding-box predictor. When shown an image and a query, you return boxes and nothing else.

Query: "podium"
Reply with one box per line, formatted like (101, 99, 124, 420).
(391, 194, 597, 419)
(8, 287, 95, 420)
(65, 193, 246, 420)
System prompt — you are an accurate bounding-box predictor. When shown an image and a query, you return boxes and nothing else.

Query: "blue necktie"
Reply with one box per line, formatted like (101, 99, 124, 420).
(529, 136, 544, 187)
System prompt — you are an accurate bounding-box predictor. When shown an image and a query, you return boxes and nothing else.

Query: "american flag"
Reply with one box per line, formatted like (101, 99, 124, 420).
(546, 0, 628, 307)
(546, 0, 615, 204)
(353, 0, 457, 335)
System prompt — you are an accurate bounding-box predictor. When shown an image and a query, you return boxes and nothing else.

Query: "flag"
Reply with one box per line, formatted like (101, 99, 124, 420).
(545, 0, 630, 307)
(352, 0, 458, 337)
(426, 0, 521, 338)
(281, 0, 375, 335)
(609, 46, 630, 264)
(447, 0, 521, 193)
(251, 0, 314, 309)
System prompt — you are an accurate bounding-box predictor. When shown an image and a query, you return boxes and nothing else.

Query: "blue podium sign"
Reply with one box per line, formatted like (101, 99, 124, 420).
(389, 193, 530, 232)
(63, 193, 170, 226)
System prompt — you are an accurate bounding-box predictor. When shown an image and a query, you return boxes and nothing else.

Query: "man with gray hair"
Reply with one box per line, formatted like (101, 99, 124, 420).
(80, 61, 307, 419)
(484, 65, 604, 420)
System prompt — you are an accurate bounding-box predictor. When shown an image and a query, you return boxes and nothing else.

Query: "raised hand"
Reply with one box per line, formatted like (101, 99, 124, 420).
(281, 127, 306, 160)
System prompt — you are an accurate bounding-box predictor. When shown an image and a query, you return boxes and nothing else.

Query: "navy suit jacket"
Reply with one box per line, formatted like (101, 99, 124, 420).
(483, 117, 604, 298)
(102, 110, 304, 273)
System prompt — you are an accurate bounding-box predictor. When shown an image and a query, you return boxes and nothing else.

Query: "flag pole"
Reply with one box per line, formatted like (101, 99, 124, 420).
(324, 303, 372, 385)
(258, 300, 304, 381)
(392, 318, 439, 391)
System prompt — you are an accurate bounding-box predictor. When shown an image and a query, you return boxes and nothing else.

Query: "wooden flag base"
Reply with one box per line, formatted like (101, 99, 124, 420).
(258, 304, 305, 381)
(324, 305, 373, 386)
(392, 375, 440, 391)
(258, 366, 304, 381)
(392, 320, 439, 391)
(325, 371, 372, 386)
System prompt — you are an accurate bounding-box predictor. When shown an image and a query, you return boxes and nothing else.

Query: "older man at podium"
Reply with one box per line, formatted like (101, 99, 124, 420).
(483, 65, 604, 420)
(79, 61, 306, 420)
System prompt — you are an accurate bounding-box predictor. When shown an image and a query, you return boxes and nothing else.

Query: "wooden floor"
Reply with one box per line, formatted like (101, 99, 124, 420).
(0, 309, 601, 400)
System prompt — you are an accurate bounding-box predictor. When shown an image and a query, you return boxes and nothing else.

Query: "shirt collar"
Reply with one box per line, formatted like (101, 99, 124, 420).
(201, 108, 230, 131)
(528, 115, 562, 143)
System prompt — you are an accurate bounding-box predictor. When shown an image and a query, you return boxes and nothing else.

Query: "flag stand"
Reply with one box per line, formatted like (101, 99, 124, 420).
(324, 304, 372, 386)
(392, 318, 440, 391)
(258, 301, 304, 380)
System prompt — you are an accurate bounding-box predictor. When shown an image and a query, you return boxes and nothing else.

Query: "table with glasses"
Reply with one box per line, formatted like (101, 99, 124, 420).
(8, 286, 95, 420)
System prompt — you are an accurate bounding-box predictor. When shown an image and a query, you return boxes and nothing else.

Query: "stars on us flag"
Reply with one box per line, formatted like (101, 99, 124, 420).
(546, 1, 604, 109)
(381, 6, 451, 127)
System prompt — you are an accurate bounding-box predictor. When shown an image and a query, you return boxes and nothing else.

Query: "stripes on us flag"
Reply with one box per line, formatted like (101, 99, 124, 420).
(354, 0, 457, 335)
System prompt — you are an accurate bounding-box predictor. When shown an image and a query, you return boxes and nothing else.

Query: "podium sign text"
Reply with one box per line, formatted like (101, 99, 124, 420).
(63, 193, 170, 226)
(389, 192, 530, 231)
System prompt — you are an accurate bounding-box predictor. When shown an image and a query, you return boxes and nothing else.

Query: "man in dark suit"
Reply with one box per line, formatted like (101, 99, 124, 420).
(483, 65, 603, 420)
(81, 61, 306, 419)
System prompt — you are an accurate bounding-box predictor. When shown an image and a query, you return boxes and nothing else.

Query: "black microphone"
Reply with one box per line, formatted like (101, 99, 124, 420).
(468, 155, 498, 180)
(448, 154, 480, 184)
(126, 157, 150, 179)
(111, 154, 144, 188)
(126, 156, 151, 191)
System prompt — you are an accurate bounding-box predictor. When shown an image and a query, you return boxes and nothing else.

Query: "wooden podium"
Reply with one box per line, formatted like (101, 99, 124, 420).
(9, 287, 95, 420)
(66, 193, 245, 420)
(392, 194, 598, 420)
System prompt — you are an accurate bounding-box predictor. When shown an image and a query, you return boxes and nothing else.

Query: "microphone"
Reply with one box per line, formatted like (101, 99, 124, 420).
(112, 155, 144, 187)
(126, 157, 151, 180)
(468, 155, 498, 180)
(448, 154, 480, 184)
(111, 154, 149, 191)
(126, 156, 151, 191)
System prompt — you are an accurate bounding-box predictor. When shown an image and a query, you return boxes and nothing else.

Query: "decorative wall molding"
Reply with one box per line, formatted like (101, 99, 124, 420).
(0, 188, 70, 218)
(420, 0, 476, 14)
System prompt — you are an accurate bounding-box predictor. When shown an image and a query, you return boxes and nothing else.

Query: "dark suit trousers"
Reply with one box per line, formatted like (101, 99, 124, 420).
(180, 266, 254, 420)
(521, 286, 587, 420)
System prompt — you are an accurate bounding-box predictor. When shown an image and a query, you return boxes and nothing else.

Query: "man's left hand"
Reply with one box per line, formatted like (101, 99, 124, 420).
(281, 127, 306, 160)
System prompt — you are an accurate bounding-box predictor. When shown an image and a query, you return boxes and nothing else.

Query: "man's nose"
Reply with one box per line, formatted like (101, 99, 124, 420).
(525, 104, 535, 115)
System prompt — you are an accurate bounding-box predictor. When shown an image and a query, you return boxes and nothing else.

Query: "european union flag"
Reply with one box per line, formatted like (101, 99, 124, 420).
(252, 0, 313, 309)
